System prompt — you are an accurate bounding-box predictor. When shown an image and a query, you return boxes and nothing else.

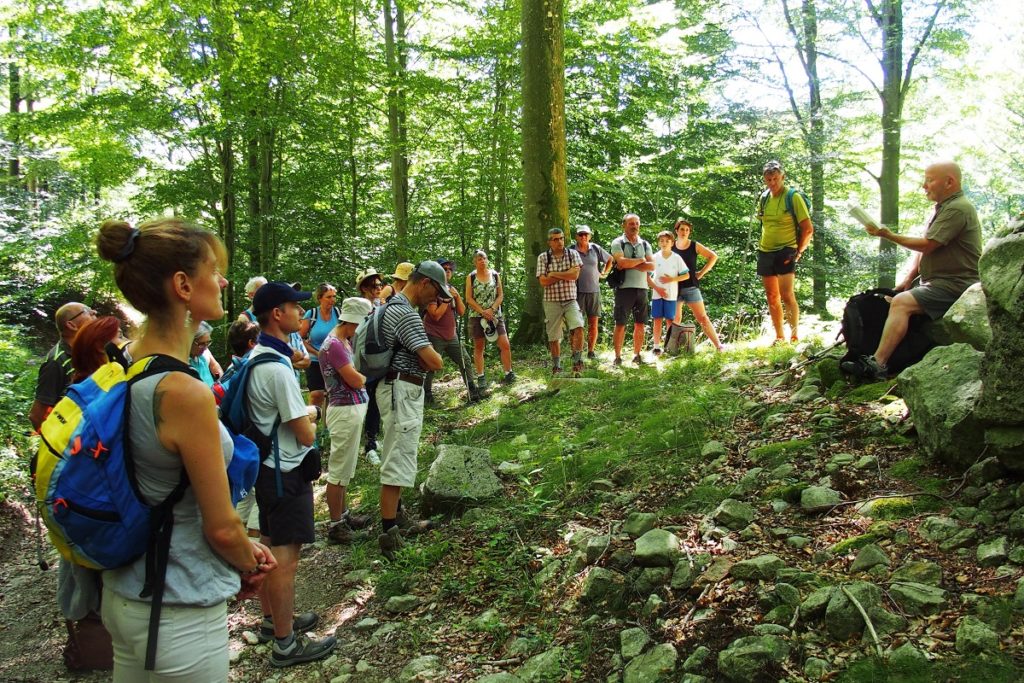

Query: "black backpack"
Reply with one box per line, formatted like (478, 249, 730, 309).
(839, 288, 935, 375)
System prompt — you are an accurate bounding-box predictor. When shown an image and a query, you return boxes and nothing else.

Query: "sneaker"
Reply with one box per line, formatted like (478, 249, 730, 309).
(366, 448, 380, 467)
(571, 360, 584, 376)
(343, 510, 372, 530)
(271, 632, 337, 668)
(632, 354, 645, 366)
(612, 356, 623, 367)
(258, 612, 319, 644)
(501, 371, 516, 386)
(587, 351, 596, 361)
(841, 354, 888, 381)
(378, 526, 405, 561)
(396, 507, 435, 536)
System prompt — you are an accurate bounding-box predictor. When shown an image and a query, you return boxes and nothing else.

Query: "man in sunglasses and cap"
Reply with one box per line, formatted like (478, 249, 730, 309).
(29, 302, 97, 430)
(373, 261, 445, 559)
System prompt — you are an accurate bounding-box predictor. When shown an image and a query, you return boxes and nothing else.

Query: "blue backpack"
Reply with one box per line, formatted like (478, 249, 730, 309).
(218, 352, 291, 496)
(33, 352, 259, 670)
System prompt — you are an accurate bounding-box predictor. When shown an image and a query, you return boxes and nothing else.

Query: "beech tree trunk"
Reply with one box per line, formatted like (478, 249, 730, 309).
(384, 0, 410, 258)
(517, 0, 569, 345)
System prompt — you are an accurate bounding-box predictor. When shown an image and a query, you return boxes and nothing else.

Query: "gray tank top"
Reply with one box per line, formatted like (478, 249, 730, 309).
(103, 372, 240, 607)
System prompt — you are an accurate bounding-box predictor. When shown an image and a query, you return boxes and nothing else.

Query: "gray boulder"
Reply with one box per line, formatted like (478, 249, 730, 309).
(977, 536, 1009, 567)
(634, 567, 672, 595)
(581, 568, 626, 609)
(634, 529, 681, 567)
(898, 344, 986, 470)
(918, 516, 960, 542)
(889, 581, 947, 615)
(385, 594, 420, 613)
(730, 555, 785, 581)
(891, 560, 943, 585)
(986, 426, 1024, 475)
(977, 231, 1024, 431)
(623, 643, 677, 683)
(824, 582, 905, 640)
(620, 627, 650, 661)
(716, 636, 790, 682)
(517, 647, 563, 682)
(623, 512, 658, 539)
(849, 544, 889, 572)
(928, 283, 991, 352)
(801, 486, 842, 513)
(711, 499, 755, 530)
(399, 655, 445, 682)
(421, 444, 502, 514)
(955, 616, 999, 655)
(475, 675, 522, 683)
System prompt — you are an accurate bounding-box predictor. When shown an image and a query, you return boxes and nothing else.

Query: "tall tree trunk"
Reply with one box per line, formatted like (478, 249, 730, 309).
(259, 128, 276, 271)
(218, 136, 237, 318)
(246, 135, 261, 271)
(384, 0, 410, 258)
(518, 0, 569, 345)
(802, 1, 826, 312)
(876, 0, 903, 289)
(347, 0, 360, 237)
(8, 57, 21, 181)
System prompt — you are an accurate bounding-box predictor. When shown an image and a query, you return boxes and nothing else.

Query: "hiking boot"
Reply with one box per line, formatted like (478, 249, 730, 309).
(841, 354, 888, 381)
(571, 360, 584, 377)
(652, 347, 663, 356)
(632, 354, 646, 366)
(612, 356, 623, 367)
(501, 371, 516, 386)
(258, 612, 319, 644)
(327, 521, 362, 544)
(378, 526, 405, 561)
(587, 351, 596, 361)
(477, 374, 488, 390)
(396, 508, 435, 536)
(551, 366, 562, 376)
(366, 448, 381, 467)
(270, 633, 337, 668)
(343, 510, 372, 530)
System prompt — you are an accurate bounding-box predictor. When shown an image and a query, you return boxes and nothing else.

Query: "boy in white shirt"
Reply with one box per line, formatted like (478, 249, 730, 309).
(650, 230, 688, 355)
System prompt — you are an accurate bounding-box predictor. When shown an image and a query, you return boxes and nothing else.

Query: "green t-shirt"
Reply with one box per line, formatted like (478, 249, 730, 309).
(758, 188, 810, 252)
(920, 191, 982, 294)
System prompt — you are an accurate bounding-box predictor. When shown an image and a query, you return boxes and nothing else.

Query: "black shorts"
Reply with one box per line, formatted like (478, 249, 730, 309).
(613, 288, 650, 326)
(305, 363, 326, 392)
(255, 464, 315, 546)
(756, 248, 798, 277)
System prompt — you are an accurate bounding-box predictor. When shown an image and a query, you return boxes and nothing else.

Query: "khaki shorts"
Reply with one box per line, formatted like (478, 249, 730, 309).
(542, 300, 585, 341)
(326, 402, 369, 486)
(378, 379, 425, 489)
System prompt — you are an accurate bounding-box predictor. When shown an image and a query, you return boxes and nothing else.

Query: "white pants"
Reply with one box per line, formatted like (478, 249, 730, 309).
(378, 379, 425, 488)
(326, 402, 369, 486)
(101, 585, 229, 682)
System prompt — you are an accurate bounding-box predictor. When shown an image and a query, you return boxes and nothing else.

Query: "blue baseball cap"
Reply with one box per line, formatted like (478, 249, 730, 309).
(252, 281, 312, 315)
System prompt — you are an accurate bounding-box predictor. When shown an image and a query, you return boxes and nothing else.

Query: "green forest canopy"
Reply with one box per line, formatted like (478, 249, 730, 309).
(1, 0, 1022, 342)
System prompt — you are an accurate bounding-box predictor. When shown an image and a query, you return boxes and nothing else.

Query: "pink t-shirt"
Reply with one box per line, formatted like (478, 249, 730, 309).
(319, 336, 368, 407)
(422, 297, 457, 340)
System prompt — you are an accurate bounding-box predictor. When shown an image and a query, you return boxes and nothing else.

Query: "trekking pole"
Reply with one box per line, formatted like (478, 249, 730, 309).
(34, 504, 50, 571)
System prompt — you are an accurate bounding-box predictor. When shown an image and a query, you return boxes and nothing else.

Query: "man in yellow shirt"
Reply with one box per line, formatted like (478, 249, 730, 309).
(756, 160, 814, 343)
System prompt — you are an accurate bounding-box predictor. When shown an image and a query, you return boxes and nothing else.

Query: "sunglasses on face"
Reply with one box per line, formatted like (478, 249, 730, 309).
(69, 307, 96, 322)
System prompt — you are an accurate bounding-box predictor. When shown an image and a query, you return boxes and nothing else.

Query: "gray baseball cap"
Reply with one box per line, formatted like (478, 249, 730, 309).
(415, 261, 452, 300)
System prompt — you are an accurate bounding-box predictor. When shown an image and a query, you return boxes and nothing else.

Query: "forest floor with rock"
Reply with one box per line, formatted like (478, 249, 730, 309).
(2, 318, 1023, 682)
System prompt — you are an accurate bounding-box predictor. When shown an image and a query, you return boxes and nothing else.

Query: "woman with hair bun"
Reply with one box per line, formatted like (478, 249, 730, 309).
(95, 218, 276, 680)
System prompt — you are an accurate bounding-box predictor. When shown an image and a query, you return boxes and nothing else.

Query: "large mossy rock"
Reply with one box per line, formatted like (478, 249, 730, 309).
(716, 635, 790, 682)
(928, 283, 991, 352)
(623, 643, 678, 683)
(898, 344, 985, 470)
(977, 231, 1024, 429)
(824, 582, 905, 640)
(634, 529, 682, 567)
(421, 444, 502, 514)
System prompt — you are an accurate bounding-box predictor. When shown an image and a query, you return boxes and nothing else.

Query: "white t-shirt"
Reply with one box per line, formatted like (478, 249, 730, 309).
(247, 344, 311, 470)
(653, 251, 688, 300)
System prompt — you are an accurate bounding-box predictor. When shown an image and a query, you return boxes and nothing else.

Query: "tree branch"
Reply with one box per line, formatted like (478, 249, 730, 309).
(900, 0, 947, 102)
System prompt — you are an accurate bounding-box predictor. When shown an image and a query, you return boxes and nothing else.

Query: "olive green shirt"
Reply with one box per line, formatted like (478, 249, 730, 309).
(758, 187, 810, 252)
(920, 191, 981, 294)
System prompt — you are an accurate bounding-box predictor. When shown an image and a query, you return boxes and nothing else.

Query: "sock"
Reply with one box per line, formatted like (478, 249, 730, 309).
(383, 518, 397, 532)
(552, 357, 561, 369)
(571, 351, 582, 363)
(275, 632, 295, 650)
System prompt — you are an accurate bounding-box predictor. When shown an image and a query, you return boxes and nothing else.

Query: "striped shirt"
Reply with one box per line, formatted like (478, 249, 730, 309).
(378, 293, 433, 377)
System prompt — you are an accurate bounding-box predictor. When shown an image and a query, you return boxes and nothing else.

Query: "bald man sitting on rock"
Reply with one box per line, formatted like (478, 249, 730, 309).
(843, 161, 982, 380)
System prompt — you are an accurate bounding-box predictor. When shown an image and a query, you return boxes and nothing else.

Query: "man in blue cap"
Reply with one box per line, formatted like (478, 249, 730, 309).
(248, 281, 336, 667)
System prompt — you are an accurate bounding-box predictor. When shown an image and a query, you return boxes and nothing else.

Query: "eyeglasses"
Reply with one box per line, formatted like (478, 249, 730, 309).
(69, 307, 96, 322)
(192, 339, 211, 348)
(549, 236, 564, 242)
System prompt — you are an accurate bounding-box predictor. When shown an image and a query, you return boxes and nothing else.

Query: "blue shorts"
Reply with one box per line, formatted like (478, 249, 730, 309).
(677, 287, 703, 304)
(651, 298, 678, 320)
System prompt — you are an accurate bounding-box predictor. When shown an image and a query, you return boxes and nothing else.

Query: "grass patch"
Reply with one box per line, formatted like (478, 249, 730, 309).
(831, 532, 884, 555)
(837, 653, 1024, 682)
(748, 439, 814, 468)
(857, 495, 941, 520)
(663, 484, 732, 515)
(843, 381, 895, 403)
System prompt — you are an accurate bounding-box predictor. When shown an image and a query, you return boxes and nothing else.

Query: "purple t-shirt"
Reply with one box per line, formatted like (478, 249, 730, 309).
(319, 336, 368, 407)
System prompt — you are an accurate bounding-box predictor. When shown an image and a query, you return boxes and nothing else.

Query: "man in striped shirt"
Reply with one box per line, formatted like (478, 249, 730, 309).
(375, 262, 445, 559)
(536, 228, 585, 376)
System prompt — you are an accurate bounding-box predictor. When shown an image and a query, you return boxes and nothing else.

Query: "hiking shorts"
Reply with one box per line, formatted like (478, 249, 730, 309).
(613, 288, 650, 326)
(576, 291, 602, 318)
(909, 282, 965, 320)
(470, 316, 507, 340)
(677, 286, 703, 304)
(255, 465, 315, 546)
(757, 247, 797, 276)
(326, 402, 368, 487)
(543, 300, 584, 341)
(651, 298, 678, 320)
(305, 363, 326, 392)
(378, 379, 425, 489)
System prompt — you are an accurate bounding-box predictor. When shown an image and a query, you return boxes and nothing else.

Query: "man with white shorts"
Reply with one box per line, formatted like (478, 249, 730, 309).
(536, 227, 585, 376)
